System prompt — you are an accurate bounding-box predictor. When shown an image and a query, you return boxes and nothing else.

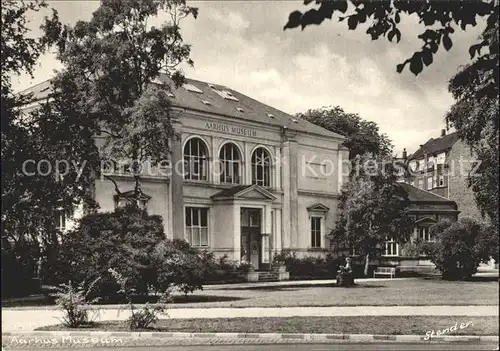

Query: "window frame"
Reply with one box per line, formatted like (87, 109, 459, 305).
(427, 176, 433, 190)
(310, 216, 322, 248)
(184, 137, 209, 181)
(219, 143, 241, 184)
(185, 207, 209, 248)
(383, 237, 399, 257)
(251, 147, 272, 187)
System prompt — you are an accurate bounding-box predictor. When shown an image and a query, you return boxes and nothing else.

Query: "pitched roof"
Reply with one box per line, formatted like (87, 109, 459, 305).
(18, 75, 345, 140)
(401, 183, 456, 205)
(408, 132, 460, 160)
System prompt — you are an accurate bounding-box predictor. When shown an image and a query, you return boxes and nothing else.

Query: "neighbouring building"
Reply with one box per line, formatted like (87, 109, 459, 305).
(21, 75, 350, 272)
(403, 129, 482, 221)
(377, 183, 460, 274)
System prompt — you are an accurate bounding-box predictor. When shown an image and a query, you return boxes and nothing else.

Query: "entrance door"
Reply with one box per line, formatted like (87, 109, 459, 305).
(241, 208, 261, 269)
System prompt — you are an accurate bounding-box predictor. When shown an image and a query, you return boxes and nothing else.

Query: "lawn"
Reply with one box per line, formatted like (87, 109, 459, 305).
(166, 277, 499, 308)
(3, 277, 498, 309)
(38, 316, 499, 336)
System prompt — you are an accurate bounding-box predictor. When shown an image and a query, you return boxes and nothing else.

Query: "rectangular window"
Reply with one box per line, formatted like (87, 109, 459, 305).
(185, 207, 209, 247)
(427, 176, 433, 190)
(384, 238, 399, 256)
(418, 227, 433, 242)
(438, 175, 445, 187)
(311, 216, 322, 248)
(418, 179, 424, 189)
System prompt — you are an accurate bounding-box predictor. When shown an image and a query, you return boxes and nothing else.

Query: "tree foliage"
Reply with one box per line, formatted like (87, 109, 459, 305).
(331, 155, 414, 274)
(54, 205, 166, 297)
(445, 10, 499, 230)
(1, 0, 87, 287)
(297, 106, 393, 159)
(284, 0, 498, 79)
(423, 217, 497, 280)
(41, 0, 198, 203)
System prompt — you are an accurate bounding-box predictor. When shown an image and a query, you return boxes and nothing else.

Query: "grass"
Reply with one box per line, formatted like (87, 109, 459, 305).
(37, 316, 499, 336)
(4, 277, 498, 309)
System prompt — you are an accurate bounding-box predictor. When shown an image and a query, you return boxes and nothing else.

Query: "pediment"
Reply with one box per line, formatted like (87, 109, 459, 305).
(235, 186, 276, 200)
(414, 216, 438, 224)
(307, 203, 330, 212)
(211, 184, 276, 201)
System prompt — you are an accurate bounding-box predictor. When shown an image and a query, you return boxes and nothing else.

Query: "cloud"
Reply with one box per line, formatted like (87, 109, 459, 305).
(12, 1, 486, 156)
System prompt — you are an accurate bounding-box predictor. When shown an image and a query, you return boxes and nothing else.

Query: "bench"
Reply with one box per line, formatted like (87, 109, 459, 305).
(373, 267, 396, 278)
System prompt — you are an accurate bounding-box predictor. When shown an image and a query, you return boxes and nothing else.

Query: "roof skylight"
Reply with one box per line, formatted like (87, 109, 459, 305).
(236, 107, 244, 112)
(214, 89, 239, 102)
(182, 83, 203, 94)
(267, 113, 275, 118)
(167, 92, 175, 98)
(202, 100, 212, 105)
(291, 119, 298, 123)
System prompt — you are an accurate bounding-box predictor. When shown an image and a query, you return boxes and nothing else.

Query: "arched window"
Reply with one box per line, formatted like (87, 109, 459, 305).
(219, 143, 241, 184)
(251, 147, 271, 187)
(184, 138, 208, 181)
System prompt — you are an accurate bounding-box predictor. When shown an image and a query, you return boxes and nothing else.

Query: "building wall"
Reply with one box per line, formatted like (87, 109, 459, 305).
(447, 140, 482, 221)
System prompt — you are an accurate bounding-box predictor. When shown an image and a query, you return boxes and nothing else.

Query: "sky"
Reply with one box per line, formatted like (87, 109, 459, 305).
(13, 0, 485, 156)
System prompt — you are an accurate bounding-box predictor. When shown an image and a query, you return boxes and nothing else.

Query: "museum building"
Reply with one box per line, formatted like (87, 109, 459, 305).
(23, 75, 349, 270)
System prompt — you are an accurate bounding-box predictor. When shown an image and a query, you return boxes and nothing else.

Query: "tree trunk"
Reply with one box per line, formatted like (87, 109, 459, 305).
(364, 253, 370, 276)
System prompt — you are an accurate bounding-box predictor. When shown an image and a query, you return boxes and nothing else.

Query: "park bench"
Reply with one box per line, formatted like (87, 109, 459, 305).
(373, 267, 396, 279)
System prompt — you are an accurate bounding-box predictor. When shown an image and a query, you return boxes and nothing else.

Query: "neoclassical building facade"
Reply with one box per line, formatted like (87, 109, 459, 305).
(23, 76, 349, 270)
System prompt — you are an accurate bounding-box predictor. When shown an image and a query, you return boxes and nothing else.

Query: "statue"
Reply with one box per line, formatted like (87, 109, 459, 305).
(336, 257, 354, 286)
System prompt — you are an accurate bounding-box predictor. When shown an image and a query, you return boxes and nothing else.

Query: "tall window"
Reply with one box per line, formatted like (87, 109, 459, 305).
(438, 174, 445, 187)
(184, 138, 208, 181)
(311, 216, 322, 248)
(219, 143, 241, 184)
(384, 237, 399, 256)
(418, 227, 433, 242)
(427, 176, 433, 190)
(418, 179, 424, 189)
(185, 207, 209, 247)
(251, 148, 271, 187)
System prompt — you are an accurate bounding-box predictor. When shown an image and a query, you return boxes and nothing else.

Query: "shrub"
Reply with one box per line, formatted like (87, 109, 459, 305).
(423, 217, 496, 280)
(152, 239, 212, 296)
(54, 205, 166, 301)
(273, 250, 338, 279)
(109, 268, 171, 330)
(203, 255, 247, 284)
(54, 278, 101, 328)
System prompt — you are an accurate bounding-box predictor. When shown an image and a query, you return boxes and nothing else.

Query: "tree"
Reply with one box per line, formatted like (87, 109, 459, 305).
(297, 106, 393, 159)
(284, 0, 498, 81)
(330, 155, 414, 276)
(286, 0, 499, 235)
(423, 217, 497, 280)
(445, 14, 499, 230)
(41, 0, 198, 204)
(1, 0, 90, 289)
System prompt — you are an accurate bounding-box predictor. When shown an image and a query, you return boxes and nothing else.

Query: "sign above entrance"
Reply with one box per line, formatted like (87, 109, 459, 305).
(205, 122, 257, 137)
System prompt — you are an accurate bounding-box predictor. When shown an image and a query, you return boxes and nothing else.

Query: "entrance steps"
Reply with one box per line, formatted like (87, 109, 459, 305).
(255, 270, 290, 282)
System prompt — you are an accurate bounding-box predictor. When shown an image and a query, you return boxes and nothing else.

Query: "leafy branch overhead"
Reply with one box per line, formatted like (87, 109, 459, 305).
(284, 0, 497, 77)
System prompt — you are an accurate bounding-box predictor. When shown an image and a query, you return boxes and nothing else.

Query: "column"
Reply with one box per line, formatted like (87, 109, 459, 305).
(233, 204, 241, 261)
(288, 140, 299, 248)
(171, 119, 184, 240)
(281, 142, 291, 249)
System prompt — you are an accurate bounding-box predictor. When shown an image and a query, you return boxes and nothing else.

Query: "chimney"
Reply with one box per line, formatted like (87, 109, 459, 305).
(402, 148, 407, 159)
(441, 129, 446, 137)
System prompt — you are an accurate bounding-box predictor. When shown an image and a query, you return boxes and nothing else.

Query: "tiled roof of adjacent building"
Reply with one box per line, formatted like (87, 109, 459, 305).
(408, 132, 460, 160)
(401, 183, 457, 206)
(18, 75, 346, 140)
